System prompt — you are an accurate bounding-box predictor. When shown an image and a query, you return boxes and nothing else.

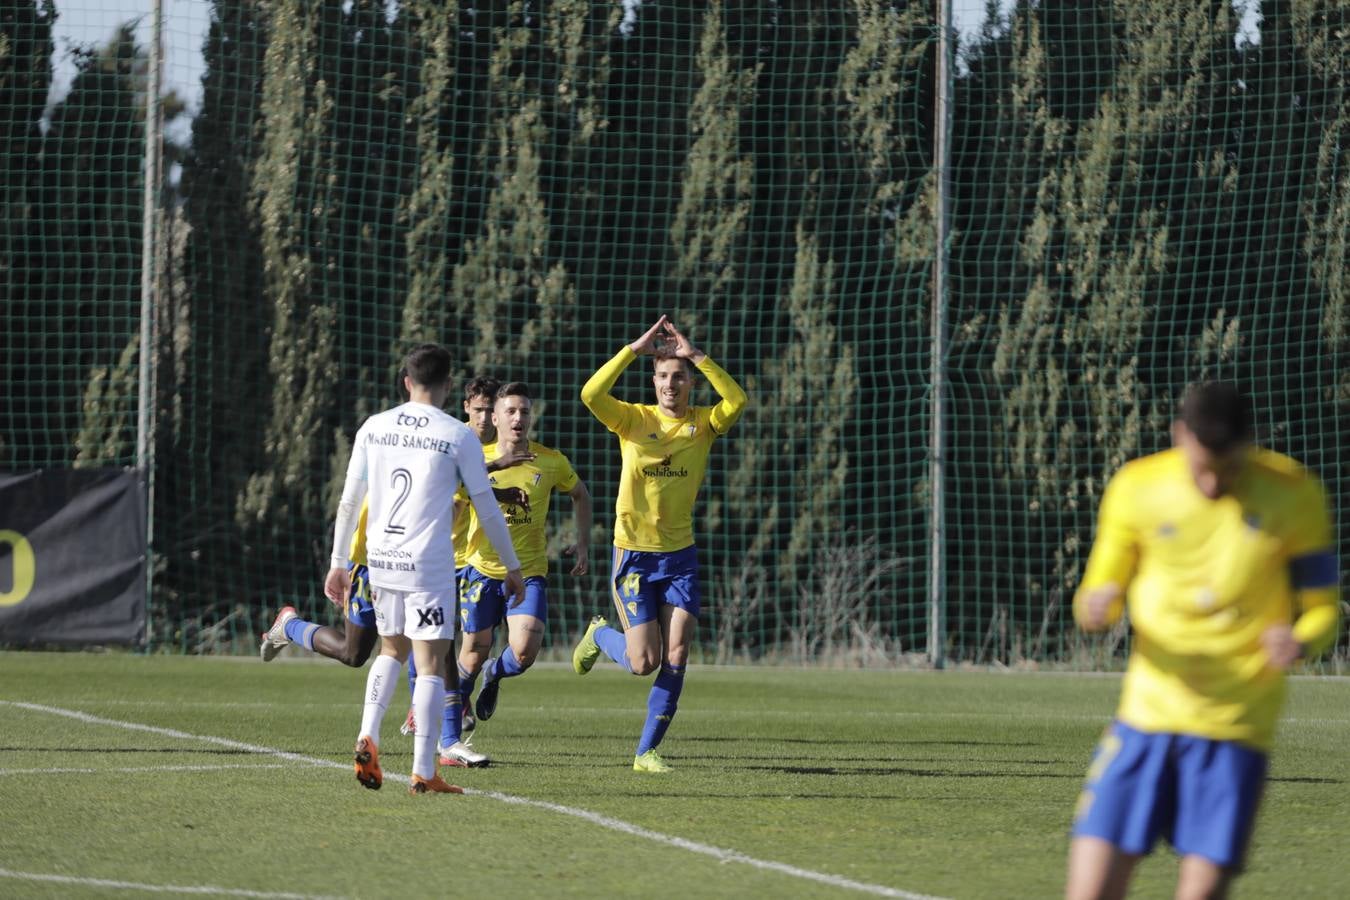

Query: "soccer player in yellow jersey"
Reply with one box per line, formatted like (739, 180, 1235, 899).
(454, 382, 592, 738)
(1067, 382, 1340, 900)
(572, 315, 747, 773)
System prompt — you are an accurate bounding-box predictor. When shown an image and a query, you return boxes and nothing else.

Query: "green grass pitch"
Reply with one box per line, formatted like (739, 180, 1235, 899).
(1, 653, 1345, 898)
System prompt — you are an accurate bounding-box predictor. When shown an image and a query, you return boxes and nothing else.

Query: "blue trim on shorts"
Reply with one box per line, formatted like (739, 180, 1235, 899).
(458, 566, 548, 634)
(1072, 721, 1267, 867)
(610, 545, 701, 628)
(344, 562, 375, 628)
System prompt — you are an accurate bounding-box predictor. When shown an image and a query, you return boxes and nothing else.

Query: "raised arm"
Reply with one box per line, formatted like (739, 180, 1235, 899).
(696, 357, 747, 434)
(581, 318, 668, 433)
(664, 318, 747, 434)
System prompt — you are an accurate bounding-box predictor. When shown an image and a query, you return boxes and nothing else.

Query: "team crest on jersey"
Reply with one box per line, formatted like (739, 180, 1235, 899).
(687, 424, 696, 437)
(1243, 512, 1262, 531)
(647, 432, 659, 441)
(532, 472, 542, 485)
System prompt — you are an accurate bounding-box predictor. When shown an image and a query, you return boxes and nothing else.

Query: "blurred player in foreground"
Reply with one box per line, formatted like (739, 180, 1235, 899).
(572, 315, 746, 773)
(455, 381, 592, 744)
(1067, 382, 1340, 899)
(325, 344, 524, 794)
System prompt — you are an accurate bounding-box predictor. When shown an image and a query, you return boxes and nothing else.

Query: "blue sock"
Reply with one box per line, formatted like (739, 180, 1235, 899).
(440, 676, 463, 748)
(283, 616, 319, 651)
(595, 625, 633, 673)
(458, 663, 478, 711)
(636, 664, 685, 755)
(486, 646, 525, 683)
(406, 654, 418, 696)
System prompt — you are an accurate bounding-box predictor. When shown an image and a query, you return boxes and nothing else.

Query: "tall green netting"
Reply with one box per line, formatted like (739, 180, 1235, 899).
(1, 1, 1346, 667)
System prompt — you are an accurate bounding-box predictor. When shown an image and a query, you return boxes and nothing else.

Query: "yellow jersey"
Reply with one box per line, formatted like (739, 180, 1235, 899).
(463, 441, 579, 579)
(1076, 447, 1340, 750)
(452, 500, 470, 569)
(581, 348, 747, 552)
(349, 501, 369, 566)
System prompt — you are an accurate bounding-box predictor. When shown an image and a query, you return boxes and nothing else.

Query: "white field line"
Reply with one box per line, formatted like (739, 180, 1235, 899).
(1, 700, 946, 900)
(0, 763, 299, 776)
(52, 699, 1350, 726)
(0, 868, 340, 899)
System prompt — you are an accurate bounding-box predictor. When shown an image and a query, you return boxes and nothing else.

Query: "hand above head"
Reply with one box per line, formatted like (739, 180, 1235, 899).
(661, 319, 706, 366)
(629, 315, 671, 356)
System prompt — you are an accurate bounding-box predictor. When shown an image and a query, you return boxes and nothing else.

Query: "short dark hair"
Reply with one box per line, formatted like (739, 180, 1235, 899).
(1180, 381, 1252, 453)
(496, 381, 531, 401)
(651, 351, 694, 376)
(403, 344, 452, 388)
(463, 376, 501, 402)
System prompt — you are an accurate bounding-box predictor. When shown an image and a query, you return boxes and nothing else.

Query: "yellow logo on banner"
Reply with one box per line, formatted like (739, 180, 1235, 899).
(0, 530, 36, 607)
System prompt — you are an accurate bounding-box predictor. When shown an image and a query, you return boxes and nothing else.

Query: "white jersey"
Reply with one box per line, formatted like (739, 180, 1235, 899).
(346, 402, 489, 591)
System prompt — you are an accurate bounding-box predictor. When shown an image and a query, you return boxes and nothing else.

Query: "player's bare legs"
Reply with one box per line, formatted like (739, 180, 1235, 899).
(459, 626, 494, 685)
(473, 614, 545, 722)
(1065, 836, 1140, 900)
(310, 620, 376, 667)
(1174, 855, 1234, 900)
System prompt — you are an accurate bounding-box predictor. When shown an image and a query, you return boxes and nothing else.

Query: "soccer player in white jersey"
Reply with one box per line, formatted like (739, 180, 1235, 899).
(325, 344, 525, 794)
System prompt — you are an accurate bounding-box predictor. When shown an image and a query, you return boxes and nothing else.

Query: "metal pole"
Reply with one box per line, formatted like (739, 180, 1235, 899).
(137, 0, 164, 646)
(929, 0, 954, 669)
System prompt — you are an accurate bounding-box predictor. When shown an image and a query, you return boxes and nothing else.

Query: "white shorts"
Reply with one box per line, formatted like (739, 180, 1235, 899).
(371, 587, 456, 640)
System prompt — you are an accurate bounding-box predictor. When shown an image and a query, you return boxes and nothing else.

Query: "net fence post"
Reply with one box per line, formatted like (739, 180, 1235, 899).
(138, 0, 164, 649)
(928, 0, 955, 670)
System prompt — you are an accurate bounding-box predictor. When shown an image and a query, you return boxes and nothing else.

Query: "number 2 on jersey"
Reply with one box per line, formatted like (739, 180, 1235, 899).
(385, 468, 412, 534)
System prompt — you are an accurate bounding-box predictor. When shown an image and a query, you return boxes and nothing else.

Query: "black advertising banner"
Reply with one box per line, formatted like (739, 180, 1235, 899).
(0, 469, 146, 645)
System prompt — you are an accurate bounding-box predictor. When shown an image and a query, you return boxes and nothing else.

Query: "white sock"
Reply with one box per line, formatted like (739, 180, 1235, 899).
(358, 654, 402, 742)
(412, 674, 445, 779)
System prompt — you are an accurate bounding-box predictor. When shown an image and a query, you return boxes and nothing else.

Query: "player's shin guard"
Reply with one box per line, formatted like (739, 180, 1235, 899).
(636, 664, 685, 754)
(457, 663, 478, 710)
(439, 681, 463, 749)
(283, 616, 320, 651)
(359, 654, 401, 742)
(595, 624, 634, 673)
(412, 674, 445, 780)
(486, 646, 525, 682)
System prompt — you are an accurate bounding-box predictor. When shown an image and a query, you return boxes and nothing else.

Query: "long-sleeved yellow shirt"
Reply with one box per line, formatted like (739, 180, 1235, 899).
(581, 348, 746, 552)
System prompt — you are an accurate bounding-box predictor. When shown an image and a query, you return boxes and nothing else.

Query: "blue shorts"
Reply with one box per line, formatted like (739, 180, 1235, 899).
(610, 545, 701, 628)
(459, 566, 548, 634)
(1072, 721, 1268, 867)
(344, 562, 375, 629)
